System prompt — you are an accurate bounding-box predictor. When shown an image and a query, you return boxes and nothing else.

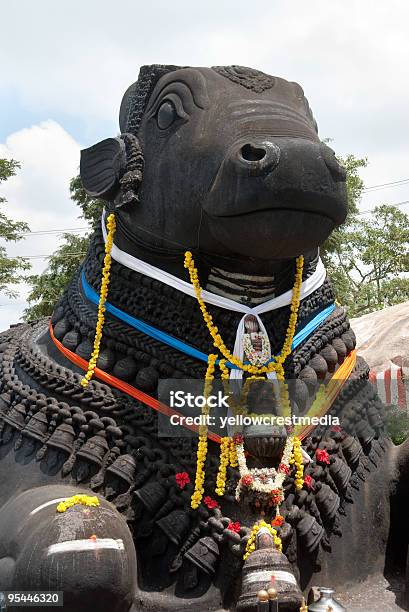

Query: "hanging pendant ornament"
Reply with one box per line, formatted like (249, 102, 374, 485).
(233, 432, 304, 511)
(243, 314, 271, 366)
(184, 251, 304, 379)
(81, 212, 116, 387)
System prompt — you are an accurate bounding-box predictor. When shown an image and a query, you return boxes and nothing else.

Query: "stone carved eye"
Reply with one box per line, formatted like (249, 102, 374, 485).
(157, 100, 178, 130)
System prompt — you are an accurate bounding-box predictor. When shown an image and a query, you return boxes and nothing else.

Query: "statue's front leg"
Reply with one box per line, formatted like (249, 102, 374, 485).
(0, 484, 136, 612)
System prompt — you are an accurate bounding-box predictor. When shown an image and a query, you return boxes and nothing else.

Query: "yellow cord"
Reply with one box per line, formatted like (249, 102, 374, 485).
(81, 213, 116, 387)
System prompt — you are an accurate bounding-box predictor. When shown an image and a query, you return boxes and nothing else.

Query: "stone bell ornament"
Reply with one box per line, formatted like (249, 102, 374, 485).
(184, 536, 220, 576)
(238, 527, 302, 611)
(76, 433, 109, 467)
(46, 421, 76, 455)
(308, 587, 345, 611)
(106, 453, 137, 485)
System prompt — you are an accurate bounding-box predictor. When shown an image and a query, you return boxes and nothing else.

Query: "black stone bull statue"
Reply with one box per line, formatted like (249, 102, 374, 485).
(0, 64, 407, 612)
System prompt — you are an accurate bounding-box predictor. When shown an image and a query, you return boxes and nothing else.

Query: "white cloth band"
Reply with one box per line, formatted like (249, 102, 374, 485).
(101, 215, 326, 380)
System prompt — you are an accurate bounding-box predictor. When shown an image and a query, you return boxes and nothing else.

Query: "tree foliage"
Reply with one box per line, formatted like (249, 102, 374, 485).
(0, 159, 31, 297)
(24, 233, 89, 320)
(321, 153, 367, 260)
(24, 176, 103, 320)
(326, 204, 409, 316)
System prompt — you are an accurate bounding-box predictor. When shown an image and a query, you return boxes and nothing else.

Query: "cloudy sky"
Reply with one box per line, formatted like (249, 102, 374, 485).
(0, 0, 408, 329)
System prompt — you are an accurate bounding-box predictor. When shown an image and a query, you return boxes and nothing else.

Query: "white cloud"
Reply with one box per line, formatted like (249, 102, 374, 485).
(1, 0, 408, 154)
(0, 120, 82, 328)
(0, 120, 81, 227)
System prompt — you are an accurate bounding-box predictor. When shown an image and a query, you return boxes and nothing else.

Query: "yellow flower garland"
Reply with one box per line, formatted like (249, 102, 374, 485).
(215, 436, 231, 496)
(184, 251, 304, 378)
(229, 439, 238, 467)
(81, 213, 116, 387)
(243, 520, 282, 561)
(292, 436, 304, 490)
(187, 252, 305, 508)
(56, 494, 100, 513)
(191, 353, 217, 509)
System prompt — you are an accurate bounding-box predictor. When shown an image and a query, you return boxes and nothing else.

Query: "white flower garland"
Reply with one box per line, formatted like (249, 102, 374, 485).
(242, 332, 271, 366)
(235, 435, 295, 501)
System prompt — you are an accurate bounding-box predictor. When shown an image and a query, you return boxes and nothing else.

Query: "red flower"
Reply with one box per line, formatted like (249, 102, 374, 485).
(227, 521, 241, 534)
(175, 472, 190, 490)
(241, 474, 253, 487)
(315, 448, 330, 465)
(270, 489, 284, 505)
(204, 496, 220, 509)
(271, 515, 285, 527)
(303, 475, 314, 490)
(279, 463, 290, 475)
(233, 433, 244, 445)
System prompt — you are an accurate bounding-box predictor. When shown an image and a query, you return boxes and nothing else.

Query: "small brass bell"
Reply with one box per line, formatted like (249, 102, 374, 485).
(268, 587, 278, 600)
(257, 589, 269, 612)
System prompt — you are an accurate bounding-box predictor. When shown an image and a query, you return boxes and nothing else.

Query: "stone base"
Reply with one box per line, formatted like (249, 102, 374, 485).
(333, 572, 406, 611)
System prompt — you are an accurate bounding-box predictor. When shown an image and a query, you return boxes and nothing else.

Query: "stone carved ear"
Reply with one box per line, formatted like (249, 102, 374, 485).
(80, 137, 127, 200)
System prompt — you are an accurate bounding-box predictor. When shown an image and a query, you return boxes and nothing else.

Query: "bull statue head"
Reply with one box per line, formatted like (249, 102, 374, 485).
(80, 64, 347, 275)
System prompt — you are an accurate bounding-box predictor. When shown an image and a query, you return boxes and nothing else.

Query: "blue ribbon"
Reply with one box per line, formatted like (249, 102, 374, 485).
(81, 270, 335, 370)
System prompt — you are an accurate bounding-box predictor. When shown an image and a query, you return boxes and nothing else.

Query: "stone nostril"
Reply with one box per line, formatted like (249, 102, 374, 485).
(240, 143, 266, 162)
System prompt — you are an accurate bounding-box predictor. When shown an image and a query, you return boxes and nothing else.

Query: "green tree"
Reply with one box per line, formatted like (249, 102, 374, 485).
(0, 159, 31, 297)
(321, 153, 367, 261)
(24, 176, 103, 320)
(327, 204, 409, 315)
